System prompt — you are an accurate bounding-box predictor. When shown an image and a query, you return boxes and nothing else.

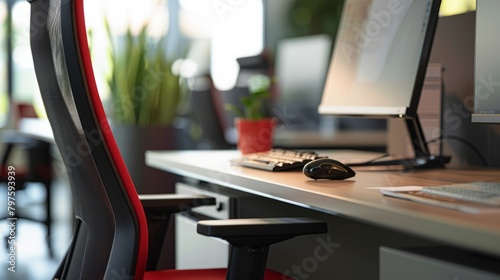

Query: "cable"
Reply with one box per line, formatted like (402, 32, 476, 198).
(427, 135, 489, 167)
(351, 153, 391, 165)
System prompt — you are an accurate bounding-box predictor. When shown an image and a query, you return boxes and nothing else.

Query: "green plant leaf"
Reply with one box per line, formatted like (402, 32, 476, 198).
(223, 74, 273, 120)
(103, 13, 183, 125)
(224, 103, 245, 118)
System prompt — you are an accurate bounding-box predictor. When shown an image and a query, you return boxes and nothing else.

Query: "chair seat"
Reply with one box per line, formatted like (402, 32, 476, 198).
(144, 268, 291, 280)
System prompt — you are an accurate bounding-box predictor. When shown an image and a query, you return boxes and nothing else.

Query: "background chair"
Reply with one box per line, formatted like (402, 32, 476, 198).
(28, 0, 327, 279)
(0, 103, 54, 257)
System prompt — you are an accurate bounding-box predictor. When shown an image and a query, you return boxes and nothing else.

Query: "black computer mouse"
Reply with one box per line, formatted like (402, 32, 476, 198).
(303, 158, 356, 180)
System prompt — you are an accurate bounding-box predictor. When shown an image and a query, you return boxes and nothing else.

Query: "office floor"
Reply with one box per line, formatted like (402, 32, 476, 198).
(0, 181, 72, 280)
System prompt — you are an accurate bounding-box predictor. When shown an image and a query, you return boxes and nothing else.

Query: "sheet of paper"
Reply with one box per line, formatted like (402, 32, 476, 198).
(366, 186, 422, 191)
(380, 188, 500, 214)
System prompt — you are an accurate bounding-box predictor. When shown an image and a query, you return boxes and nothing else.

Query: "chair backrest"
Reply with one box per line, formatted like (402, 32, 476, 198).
(29, 0, 148, 278)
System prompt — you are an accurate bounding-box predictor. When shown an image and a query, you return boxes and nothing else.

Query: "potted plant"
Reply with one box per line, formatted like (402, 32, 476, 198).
(103, 19, 184, 193)
(225, 74, 276, 154)
(105, 25, 181, 126)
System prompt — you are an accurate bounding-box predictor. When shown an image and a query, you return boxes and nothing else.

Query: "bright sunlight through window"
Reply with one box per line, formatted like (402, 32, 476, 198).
(440, 0, 476, 16)
(179, 0, 264, 91)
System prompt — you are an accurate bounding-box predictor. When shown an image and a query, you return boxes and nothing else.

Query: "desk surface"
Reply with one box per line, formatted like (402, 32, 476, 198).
(146, 150, 500, 257)
(17, 118, 54, 143)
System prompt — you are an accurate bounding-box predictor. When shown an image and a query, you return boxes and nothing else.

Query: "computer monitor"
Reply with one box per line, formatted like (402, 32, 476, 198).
(318, 0, 448, 168)
(273, 34, 332, 129)
(472, 0, 500, 123)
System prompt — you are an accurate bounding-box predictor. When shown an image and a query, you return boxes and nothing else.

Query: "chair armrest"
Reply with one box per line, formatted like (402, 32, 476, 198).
(197, 217, 327, 245)
(139, 193, 216, 213)
(197, 217, 327, 280)
(139, 194, 216, 270)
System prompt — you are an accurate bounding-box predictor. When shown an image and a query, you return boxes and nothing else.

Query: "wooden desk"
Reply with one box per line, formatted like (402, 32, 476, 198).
(146, 150, 500, 277)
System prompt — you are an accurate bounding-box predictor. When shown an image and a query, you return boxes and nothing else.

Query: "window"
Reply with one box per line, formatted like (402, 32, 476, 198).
(0, 0, 8, 126)
(0, 0, 46, 124)
(179, 0, 264, 91)
(11, 0, 40, 114)
(84, 0, 171, 102)
(440, 0, 476, 16)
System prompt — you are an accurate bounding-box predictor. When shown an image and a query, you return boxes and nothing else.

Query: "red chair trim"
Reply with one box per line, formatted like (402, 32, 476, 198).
(74, 1, 149, 278)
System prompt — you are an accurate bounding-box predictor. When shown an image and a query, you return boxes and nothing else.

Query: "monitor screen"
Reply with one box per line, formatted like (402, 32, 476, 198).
(319, 0, 440, 117)
(472, 0, 500, 123)
(274, 34, 332, 129)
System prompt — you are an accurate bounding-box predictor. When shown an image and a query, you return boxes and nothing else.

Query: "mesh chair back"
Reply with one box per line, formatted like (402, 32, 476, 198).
(29, 0, 148, 278)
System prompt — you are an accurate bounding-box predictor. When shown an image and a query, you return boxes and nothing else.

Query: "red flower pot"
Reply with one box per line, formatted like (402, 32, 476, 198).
(235, 118, 275, 154)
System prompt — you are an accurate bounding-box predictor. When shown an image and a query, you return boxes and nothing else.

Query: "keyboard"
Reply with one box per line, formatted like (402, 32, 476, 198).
(421, 182, 500, 207)
(231, 149, 326, 171)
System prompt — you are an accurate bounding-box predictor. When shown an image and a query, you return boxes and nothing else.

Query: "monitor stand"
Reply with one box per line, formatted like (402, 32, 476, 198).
(348, 116, 451, 170)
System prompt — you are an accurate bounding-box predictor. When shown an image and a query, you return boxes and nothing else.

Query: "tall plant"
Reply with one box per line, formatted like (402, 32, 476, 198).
(105, 22, 181, 126)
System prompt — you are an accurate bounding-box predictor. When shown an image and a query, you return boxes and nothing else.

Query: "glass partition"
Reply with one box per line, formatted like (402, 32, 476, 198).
(0, 0, 8, 126)
(11, 0, 39, 114)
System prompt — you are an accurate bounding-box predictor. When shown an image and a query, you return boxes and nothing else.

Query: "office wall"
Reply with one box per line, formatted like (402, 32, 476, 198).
(429, 12, 500, 168)
(263, 1, 296, 51)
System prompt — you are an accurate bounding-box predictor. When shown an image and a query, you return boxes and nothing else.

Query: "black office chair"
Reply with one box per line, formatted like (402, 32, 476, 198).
(28, 0, 327, 279)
